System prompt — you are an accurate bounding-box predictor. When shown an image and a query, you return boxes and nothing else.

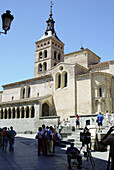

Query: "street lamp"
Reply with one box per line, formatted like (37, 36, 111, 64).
(0, 10, 14, 35)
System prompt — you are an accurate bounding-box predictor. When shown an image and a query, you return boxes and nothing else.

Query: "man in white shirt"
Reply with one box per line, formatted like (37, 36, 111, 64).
(111, 111, 114, 126)
(106, 110, 110, 126)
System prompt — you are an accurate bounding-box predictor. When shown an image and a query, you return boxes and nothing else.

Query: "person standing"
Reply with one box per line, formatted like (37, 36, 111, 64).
(37, 127, 43, 156)
(58, 122, 63, 133)
(8, 126, 16, 151)
(106, 110, 110, 127)
(2, 127, 8, 151)
(96, 112, 104, 133)
(41, 124, 47, 155)
(47, 126, 53, 156)
(76, 114, 80, 129)
(110, 111, 114, 126)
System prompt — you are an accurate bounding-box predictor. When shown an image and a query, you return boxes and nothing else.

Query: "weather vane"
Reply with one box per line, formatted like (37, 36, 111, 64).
(51, 1, 54, 7)
(50, 1, 54, 17)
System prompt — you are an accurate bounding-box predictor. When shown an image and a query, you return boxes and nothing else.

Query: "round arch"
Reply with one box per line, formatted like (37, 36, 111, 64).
(42, 102, 50, 116)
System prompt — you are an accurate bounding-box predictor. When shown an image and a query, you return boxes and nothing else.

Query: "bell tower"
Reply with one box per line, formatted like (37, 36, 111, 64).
(34, 2, 64, 78)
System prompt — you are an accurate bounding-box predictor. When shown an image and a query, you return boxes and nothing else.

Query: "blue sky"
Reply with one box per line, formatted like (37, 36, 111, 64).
(0, 0, 114, 91)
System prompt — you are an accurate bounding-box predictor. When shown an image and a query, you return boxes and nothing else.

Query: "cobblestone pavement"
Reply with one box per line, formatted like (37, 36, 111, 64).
(0, 134, 110, 170)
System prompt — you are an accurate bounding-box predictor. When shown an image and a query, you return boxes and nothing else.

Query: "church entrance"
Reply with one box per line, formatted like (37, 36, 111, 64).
(42, 103, 49, 116)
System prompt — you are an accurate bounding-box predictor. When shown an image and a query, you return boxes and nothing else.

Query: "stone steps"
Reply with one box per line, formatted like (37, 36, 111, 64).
(61, 126, 110, 150)
(61, 129, 83, 149)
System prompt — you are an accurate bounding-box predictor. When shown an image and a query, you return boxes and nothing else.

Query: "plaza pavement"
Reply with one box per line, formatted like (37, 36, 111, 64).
(0, 133, 110, 170)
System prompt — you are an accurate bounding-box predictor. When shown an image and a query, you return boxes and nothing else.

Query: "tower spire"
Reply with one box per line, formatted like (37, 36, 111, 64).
(50, 1, 53, 18)
(39, 1, 61, 42)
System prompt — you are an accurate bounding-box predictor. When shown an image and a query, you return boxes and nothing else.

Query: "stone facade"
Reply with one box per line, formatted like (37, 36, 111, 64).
(0, 6, 114, 133)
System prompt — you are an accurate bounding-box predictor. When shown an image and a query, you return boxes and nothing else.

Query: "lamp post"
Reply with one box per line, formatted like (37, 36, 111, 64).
(0, 10, 14, 35)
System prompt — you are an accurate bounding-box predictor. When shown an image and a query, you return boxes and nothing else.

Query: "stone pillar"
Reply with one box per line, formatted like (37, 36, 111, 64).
(29, 106, 32, 118)
(11, 107, 13, 119)
(98, 100, 102, 113)
(7, 108, 9, 119)
(93, 101, 96, 113)
(3, 108, 5, 119)
(102, 100, 105, 113)
(15, 107, 17, 118)
(20, 107, 22, 118)
(24, 106, 26, 118)
(107, 100, 112, 113)
(107, 87, 110, 98)
(20, 107, 24, 118)
(95, 87, 97, 97)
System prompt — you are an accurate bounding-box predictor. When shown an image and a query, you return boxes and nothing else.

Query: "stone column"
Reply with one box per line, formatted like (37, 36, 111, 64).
(98, 100, 102, 113)
(20, 107, 24, 118)
(107, 87, 110, 98)
(15, 107, 18, 119)
(95, 87, 97, 97)
(11, 107, 13, 119)
(24, 106, 26, 118)
(3, 108, 5, 119)
(102, 100, 105, 113)
(29, 105, 32, 118)
(7, 108, 9, 119)
(93, 101, 96, 113)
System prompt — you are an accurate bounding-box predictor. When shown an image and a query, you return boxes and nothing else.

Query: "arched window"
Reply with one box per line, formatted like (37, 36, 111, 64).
(27, 87, 31, 98)
(54, 51, 57, 59)
(42, 103, 49, 116)
(39, 64, 42, 72)
(99, 87, 102, 97)
(58, 53, 61, 60)
(5, 109, 7, 119)
(39, 52, 43, 59)
(17, 107, 20, 118)
(12, 108, 15, 119)
(44, 50, 47, 58)
(43, 62, 47, 71)
(58, 74, 61, 88)
(21, 107, 24, 118)
(22, 88, 25, 99)
(31, 106, 35, 118)
(55, 73, 61, 89)
(26, 106, 29, 118)
(62, 72, 68, 88)
(9, 108, 11, 119)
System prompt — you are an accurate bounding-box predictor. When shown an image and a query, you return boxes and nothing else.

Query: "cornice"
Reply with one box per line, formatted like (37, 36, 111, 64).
(35, 36, 64, 45)
(0, 94, 52, 107)
(2, 74, 52, 88)
(89, 60, 114, 69)
(76, 72, 112, 79)
(64, 48, 101, 59)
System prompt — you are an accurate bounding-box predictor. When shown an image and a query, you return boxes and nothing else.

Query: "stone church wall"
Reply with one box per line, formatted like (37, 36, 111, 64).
(76, 75, 92, 114)
(64, 52, 88, 68)
(0, 118, 36, 133)
(2, 76, 53, 102)
(52, 64, 76, 120)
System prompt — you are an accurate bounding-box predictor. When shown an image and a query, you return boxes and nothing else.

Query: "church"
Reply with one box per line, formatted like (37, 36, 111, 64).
(0, 4, 114, 133)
